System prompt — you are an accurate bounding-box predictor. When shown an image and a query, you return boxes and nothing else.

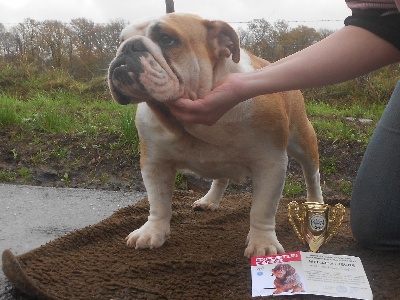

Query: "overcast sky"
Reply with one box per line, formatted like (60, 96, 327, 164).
(0, 0, 351, 31)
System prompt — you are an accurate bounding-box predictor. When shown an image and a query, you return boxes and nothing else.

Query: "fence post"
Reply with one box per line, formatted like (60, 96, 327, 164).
(165, 0, 175, 13)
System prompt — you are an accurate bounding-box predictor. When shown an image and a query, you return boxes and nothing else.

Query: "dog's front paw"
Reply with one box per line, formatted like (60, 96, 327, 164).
(125, 220, 170, 249)
(244, 228, 285, 258)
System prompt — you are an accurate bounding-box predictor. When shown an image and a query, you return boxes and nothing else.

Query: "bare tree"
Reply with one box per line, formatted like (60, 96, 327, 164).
(13, 18, 40, 62)
(39, 20, 71, 68)
(165, 0, 175, 13)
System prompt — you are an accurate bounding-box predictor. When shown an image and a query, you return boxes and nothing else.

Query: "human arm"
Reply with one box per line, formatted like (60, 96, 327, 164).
(167, 25, 400, 125)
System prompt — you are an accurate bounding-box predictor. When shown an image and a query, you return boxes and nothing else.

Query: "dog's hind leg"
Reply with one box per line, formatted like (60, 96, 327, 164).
(288, 123, 323, 203)
(192, 178, 229, 211)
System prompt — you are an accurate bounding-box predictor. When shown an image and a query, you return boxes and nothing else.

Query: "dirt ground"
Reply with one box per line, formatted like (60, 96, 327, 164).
(0, 125, 364, 198)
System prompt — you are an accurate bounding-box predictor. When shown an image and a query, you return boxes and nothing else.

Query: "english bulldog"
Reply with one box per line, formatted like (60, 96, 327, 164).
(108, 13, 323, 258)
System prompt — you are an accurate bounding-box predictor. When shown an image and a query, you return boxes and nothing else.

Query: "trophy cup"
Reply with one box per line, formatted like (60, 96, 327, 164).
(288, 201, 345, 252)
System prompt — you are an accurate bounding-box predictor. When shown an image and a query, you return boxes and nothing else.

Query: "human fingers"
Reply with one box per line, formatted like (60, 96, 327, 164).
(167, 98, 214, 125)
(167, 74, 244, 125)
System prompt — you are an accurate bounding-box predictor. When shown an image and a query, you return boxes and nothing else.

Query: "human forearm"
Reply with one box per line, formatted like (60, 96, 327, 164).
(167, 25, 400, 125)
(238, 25, 400, 99)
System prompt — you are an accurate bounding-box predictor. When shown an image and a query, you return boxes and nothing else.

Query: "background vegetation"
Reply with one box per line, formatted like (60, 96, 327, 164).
(0, 17, 399, 199)
(0, 18, 126, 80)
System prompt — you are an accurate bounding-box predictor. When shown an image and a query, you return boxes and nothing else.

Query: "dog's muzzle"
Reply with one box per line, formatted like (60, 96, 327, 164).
(108, 38, 182, 105)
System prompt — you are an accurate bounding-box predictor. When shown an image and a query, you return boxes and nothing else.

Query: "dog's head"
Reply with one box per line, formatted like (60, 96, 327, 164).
(108, 13, 240, 105)
(271, 264, 296, 279)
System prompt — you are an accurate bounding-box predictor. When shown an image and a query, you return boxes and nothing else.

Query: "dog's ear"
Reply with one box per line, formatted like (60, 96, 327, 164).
(283, 264, 296, 276)
(272, 264, 280, 272)
(205, 20, 240, 63)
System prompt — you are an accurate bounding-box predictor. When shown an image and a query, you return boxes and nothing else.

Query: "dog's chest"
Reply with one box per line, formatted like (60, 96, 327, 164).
(137, 109, 268, 181)
(159, 127, 255, 181)
(170, 137, 250, 179)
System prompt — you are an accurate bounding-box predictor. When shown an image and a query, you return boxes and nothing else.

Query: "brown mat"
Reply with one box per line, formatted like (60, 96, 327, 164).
(2, 190, 400, 299)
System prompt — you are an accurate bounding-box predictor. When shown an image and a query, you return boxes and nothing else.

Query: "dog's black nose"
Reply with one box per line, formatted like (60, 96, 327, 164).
(122, 39, 147, 55)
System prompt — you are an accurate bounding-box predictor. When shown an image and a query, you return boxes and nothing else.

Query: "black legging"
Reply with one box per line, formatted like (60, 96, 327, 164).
(351, 80, 400, 250)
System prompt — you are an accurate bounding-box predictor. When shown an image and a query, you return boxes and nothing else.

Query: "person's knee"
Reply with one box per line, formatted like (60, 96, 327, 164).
(351, 202, 400, 250)
(350, 81, 400, 251)
(350, 206, 377, 249)
(350, 218, 376, 249)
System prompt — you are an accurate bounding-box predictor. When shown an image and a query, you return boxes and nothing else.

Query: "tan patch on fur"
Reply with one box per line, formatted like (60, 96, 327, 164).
(247, 50, 270, 69)
(283, 90, 320, 167)
(246, 51, 292, 149)
(246, 49, 318, 165)
(251, 93, 290, 150)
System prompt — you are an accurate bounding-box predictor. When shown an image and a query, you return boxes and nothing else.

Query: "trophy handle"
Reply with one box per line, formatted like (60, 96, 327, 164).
(326, 203, 345, 243)
(288, 201, 306, 243)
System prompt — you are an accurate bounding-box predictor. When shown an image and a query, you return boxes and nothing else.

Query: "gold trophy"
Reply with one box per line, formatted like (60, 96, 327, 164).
(288, 201, 345, 252)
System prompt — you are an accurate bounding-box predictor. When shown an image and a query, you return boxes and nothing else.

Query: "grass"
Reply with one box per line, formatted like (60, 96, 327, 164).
(18, 168, 33, 182)
(283, 181, 305, 198)
(320, 156, 338, 176)
(306, 101, 385, 120)
(120, 109, 140, 155)
(0, 96, 19, 126)
(0, 170, 16, 181)
(338, 180, 353, 196)
(306, 101, 383, 145)
(0, 90, 383, 154)
(0, 91, 137, 138)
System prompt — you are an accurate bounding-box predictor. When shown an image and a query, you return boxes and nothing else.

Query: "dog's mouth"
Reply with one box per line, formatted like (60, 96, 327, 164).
(108, 53, 150, 105)
(108, 38, 183, 105)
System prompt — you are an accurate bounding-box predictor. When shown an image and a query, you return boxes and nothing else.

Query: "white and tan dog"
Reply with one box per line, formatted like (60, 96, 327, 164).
(108, 13, 323, 258)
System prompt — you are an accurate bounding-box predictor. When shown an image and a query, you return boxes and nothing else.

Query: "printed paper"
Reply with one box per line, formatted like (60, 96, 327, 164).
(251, 251, 372, 299)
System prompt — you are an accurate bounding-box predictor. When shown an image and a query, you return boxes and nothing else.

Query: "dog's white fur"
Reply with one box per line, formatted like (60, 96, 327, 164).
(108, 13, 323, 258)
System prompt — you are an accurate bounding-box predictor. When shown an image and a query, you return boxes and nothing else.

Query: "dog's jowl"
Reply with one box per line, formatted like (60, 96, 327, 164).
(108, 13, 323, 258)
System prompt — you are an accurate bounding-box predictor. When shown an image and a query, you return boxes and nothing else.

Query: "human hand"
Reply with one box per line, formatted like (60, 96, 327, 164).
(167, 73, 245, 126)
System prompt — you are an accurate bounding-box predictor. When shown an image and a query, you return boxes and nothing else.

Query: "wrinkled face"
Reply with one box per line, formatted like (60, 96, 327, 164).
(108, 13, 240, 105)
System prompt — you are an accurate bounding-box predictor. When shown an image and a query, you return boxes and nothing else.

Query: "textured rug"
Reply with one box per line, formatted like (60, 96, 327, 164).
(2, 190, 399, 299)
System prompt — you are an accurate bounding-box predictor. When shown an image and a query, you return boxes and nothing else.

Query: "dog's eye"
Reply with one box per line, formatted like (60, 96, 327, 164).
(159, 34, 176, 47)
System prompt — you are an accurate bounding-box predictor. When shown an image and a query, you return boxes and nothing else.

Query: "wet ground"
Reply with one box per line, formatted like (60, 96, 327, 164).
(0, 183, 146, 298)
